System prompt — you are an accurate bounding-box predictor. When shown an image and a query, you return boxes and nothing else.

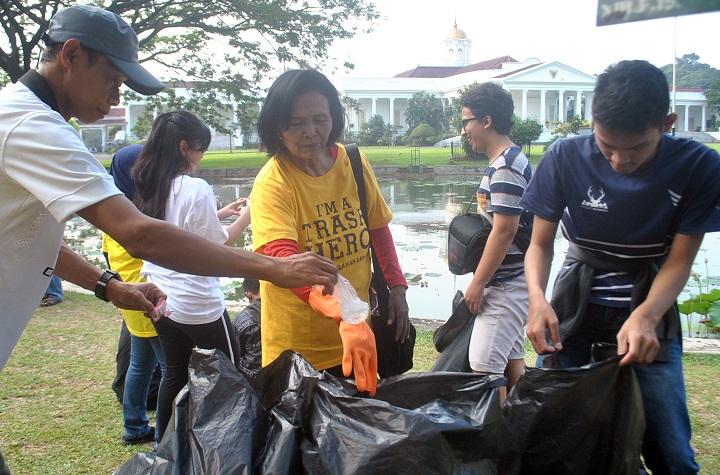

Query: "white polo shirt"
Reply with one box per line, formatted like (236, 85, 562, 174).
(0, 80, 121, 370)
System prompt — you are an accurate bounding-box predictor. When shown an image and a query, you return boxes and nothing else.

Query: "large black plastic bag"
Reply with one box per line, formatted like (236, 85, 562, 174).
(301, 371, 505, 475)
(499, 357, 645, 475)
(115, 349, 265, 475)
(253, 352, 322, 474)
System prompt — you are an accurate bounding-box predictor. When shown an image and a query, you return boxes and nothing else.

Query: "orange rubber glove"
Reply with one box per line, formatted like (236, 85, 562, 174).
(339, 320, 378, 396)
(309, 286, 378, 396)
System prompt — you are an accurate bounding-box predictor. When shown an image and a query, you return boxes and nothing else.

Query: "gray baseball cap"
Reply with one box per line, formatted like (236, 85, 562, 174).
(46, 5, 164, 95)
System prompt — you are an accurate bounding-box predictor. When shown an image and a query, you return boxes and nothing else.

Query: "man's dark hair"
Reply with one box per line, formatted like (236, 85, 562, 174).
(461, 82, 514, 135)
(592, 60, 670, 134)
(41, 41, 101, 65)
(257, 69, 344, 157)
(242, 278, 260, 295)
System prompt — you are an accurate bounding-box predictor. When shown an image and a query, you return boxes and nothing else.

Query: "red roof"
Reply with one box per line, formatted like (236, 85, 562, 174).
(394, 56, 518, 78)
(675, 87, 705, 92)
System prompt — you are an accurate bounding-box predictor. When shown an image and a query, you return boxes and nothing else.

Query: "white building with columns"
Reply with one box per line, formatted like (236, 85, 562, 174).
(335, 23, 713, 139)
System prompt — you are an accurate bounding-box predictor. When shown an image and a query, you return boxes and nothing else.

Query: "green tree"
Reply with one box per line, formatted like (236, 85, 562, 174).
(341, 95, 361, 142)
(705, 78, 720, 128)
(405, 92, 447, 133)
(236, 99, 260, 148)
(359, 114, 386, 146)
(509, 116, 543, 155)
(660, 53, 720, 89)
(552, 115, 585, 136)
(407, 123, 436, 146)
(1, 1, 378, 133)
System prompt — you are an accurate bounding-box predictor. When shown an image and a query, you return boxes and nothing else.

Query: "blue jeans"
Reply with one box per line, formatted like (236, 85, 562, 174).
(558, 304, 698, 475)
(123, 334, 166, 443)
(45, 274, 63, 300)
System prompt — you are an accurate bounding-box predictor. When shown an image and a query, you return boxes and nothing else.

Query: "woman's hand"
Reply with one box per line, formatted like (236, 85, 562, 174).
(387, 286, 410, 342)
(217, 197, 248, 220)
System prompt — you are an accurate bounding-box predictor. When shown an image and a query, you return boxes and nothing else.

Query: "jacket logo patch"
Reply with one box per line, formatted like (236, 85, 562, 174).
(581, 186, 608, 212)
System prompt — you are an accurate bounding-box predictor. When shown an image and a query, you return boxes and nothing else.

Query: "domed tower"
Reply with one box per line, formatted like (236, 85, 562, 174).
(445, 20, 471, 66)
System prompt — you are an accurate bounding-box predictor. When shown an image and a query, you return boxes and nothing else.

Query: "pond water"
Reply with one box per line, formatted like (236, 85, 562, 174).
(66, 176, 720, 330)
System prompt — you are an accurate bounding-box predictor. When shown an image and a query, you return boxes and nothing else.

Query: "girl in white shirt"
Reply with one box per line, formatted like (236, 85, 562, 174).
(131, 110, 248, 442)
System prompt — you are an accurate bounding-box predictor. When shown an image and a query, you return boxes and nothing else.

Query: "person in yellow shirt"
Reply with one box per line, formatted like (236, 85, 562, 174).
(104, 145, 165, 445)
(251, 69, 410, 395)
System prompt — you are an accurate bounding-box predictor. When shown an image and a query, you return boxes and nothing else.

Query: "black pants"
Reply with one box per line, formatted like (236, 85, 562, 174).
(153, 310, 239, 441)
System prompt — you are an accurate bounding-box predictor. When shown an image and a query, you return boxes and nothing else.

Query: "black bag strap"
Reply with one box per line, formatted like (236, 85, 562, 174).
(345, 144, 390, 295)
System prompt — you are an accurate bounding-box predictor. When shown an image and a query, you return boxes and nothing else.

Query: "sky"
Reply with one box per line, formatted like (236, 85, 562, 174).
(327, 0, 720, 79)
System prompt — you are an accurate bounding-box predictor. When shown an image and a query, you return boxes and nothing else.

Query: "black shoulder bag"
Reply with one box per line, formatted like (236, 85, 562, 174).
(447, 163, 532, 275)
(346, 143, 416, 378)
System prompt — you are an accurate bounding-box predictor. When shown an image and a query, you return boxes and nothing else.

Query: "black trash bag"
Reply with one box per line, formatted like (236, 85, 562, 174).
(432, 291, 475, 372)
(253, 351, 323, 474)
(498, 356, 645, 475)
(301, 371, 505, 475)
(115, 349, 266, 475)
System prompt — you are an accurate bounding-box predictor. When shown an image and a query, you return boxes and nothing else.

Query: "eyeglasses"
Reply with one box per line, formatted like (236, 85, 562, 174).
(461, 117, 478, 131)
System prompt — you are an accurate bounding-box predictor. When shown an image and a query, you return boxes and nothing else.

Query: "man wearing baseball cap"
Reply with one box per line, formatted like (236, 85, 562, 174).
(0, 6, 336, 471)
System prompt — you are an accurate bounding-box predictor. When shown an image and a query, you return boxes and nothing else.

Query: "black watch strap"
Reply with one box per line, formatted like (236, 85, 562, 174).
(95, 270, 121, 302)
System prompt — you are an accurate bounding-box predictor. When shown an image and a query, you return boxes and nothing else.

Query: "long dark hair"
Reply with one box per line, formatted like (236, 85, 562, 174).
(132, 111, 211, 220)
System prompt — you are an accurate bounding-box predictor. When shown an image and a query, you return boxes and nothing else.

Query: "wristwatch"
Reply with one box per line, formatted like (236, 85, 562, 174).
(95, 270, 121, 302)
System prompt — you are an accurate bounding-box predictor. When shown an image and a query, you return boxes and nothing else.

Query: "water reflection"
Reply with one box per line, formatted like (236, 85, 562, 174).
(68, 176, 720, 324)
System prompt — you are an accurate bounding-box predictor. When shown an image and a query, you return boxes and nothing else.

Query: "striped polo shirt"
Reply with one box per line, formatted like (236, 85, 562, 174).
(476, 145, 533, 282)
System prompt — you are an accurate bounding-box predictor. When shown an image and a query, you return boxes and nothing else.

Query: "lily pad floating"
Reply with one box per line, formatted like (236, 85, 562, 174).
(425, 272, 442, 277)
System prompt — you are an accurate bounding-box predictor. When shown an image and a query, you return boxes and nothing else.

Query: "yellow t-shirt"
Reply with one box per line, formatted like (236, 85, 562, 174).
(250, 144, 393, 369)
(102, 234, 157, 338)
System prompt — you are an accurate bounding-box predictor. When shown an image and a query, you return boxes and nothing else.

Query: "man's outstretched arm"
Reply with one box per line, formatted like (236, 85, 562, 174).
(76, 195, 337, 292)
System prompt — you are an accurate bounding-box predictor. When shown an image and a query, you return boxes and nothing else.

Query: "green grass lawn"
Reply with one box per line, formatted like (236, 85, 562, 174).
(1, 292, 718, 473)
(100, 142, 720, 171)
(98, 145, 547, 169)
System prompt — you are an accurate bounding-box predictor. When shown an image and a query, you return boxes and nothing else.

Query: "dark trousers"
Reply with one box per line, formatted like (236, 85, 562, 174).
(153, 310, 239, 442)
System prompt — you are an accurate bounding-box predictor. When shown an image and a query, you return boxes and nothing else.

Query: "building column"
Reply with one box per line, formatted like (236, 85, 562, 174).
(521, 89, 528, 119)
(575, 91, 582, 117)
(701, 105, 706, 132)
(683, 105, 689, 132)
(371, 97, 377, 118)
(540, 89, 546, 125)
(101, 127, 107, 152)
(389, 98, 395, 126)
(558, 90, 565, 122)
(585, 95, 593, 121)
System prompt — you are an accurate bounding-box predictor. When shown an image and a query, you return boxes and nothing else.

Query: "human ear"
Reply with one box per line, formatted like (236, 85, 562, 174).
(662, 113, 677, 133)
(178, 139, 189, 154)
(59, 39, 82, 67)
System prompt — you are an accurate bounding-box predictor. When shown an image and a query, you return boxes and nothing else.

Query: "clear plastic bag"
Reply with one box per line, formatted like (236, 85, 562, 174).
(333, 274, 369, 324)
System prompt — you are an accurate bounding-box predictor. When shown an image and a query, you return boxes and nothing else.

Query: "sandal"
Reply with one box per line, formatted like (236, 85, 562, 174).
(40, 296, 61, 307)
